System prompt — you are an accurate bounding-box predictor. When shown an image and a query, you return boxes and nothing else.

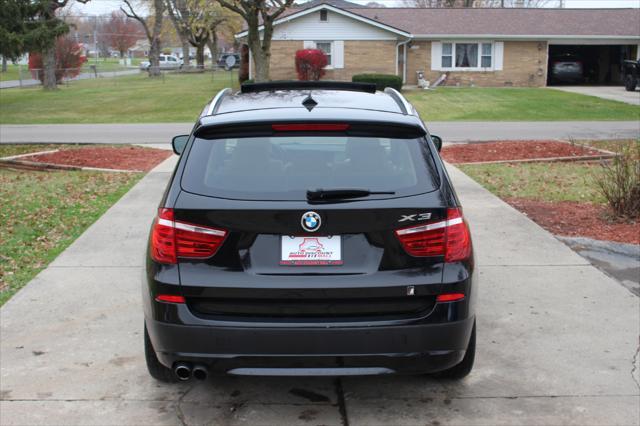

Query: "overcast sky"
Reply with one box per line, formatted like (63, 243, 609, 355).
(77, 0, 640, 17)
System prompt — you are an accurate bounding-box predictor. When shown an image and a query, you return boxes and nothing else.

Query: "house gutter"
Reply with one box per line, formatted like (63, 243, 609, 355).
(411, 34, 640, 41)
(396, 38, 411, 84)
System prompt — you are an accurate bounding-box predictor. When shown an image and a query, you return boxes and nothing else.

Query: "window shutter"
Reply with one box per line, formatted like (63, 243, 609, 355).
(333, 41, 344, 69)
(431, 42, 442, 71)
(494, 42, 504, 71)
(303, 41, 315, 49)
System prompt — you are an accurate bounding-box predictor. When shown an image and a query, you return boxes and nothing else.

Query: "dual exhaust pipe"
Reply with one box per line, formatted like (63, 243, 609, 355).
(173, 362, 208, 381)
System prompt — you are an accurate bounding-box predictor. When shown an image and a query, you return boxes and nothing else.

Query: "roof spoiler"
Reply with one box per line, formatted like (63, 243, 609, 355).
(240, 81, 377, 94)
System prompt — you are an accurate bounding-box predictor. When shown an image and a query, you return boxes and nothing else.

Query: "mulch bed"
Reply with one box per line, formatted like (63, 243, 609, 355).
(507, 198, 639, 245)
(21, 146, 172, 172)
(441, 140, 605, 164)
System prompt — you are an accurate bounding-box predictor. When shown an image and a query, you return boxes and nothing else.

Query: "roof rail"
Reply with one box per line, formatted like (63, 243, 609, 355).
(383, 87, 414, 116)
(240, 81, 377, 94)
(206, 88, 232, 116)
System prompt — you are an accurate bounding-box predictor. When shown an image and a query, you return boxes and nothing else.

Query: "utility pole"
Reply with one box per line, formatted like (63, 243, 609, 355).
(94, 16, 98, 65)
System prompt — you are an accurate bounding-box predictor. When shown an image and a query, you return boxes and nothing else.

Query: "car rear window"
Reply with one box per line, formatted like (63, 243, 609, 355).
(180, 136, 440, 201)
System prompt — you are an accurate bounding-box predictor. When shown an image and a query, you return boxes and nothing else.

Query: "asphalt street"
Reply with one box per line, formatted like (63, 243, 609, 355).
(1, 120, 639, 144)
(1, 156, 638, 425)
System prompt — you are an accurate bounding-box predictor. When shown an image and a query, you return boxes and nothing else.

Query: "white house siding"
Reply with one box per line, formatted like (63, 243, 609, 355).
(272, 10, 399, 41)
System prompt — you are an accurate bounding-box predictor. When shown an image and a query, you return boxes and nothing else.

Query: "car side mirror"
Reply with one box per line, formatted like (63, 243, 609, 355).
(172, 135, 189, 155)
(430, 135, 443, 152)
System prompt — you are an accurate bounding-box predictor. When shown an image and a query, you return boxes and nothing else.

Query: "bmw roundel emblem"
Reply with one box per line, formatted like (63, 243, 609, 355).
(301, 211, 321, 232)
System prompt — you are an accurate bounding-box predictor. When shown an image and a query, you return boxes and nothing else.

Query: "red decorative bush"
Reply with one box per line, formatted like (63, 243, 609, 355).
(295, 49, 328, 81)
(29, 36, 86, 83)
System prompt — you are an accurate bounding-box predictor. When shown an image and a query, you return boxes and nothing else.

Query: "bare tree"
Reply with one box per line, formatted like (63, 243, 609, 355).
(166, 0, 230, 69)
(216, 0, 295, 82)
(165, 0, 193, 68)
(122, 0, 165, 77)
(101, 11, 143, 57)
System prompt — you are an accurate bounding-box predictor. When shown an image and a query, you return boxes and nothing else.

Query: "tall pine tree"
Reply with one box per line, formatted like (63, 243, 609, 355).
(0, 0, 89, 89)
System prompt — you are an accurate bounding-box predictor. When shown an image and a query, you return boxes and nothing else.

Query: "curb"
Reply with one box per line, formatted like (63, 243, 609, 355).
(0, 158, 142, 173)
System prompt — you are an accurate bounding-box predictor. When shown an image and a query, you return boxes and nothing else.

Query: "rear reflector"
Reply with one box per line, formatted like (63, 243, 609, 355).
(436, 293, 465, 303)
(155, 294, 186, 304)
(395, 208, 471, 262)
(272, 123, 350, 132)
(150, 208, 227, 264)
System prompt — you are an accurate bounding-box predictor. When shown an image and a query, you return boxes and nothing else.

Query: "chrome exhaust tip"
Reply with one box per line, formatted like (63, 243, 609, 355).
(174, 362, 192, 381)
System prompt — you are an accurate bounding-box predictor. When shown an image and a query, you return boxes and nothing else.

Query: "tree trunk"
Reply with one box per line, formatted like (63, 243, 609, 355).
(1, 57, 7, 72)
(246, 14, 271, 82)
(148, 37, 161, 77)
(42, 47, 58, 90)
(196, 44, 205, 69)
(247, 34, 271, 80)
(252, 49, 269, 82)
(182, 41, 191, 69)
(207, 33, 218, 69)
(147, 0, 164, 78)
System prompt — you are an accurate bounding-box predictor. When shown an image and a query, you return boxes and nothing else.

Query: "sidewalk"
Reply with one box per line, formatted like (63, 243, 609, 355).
(1, 158, 638, 425)
(1, 121, 639, 144)
(551, 86, 640, 106)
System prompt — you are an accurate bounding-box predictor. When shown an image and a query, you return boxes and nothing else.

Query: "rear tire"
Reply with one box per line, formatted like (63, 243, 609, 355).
(144, 323, 177, 383)
(624, 75, 637, 92)
(433, 321, 475, 379)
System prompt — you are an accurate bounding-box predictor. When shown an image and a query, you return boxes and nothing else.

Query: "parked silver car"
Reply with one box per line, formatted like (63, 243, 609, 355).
(139, 55, 183, 71)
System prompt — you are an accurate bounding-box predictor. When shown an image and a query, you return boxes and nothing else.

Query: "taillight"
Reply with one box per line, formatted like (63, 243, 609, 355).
(150, 208, 227, 264)
(151, 208, 177, 264)
(395, 208, 471, 262)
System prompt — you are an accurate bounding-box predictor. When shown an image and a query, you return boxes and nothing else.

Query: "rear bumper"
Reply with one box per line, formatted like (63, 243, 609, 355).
(146, 315, 475, 375)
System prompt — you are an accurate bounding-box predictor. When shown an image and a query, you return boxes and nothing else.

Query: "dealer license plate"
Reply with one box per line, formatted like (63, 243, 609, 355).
(280, 236, 342, 266)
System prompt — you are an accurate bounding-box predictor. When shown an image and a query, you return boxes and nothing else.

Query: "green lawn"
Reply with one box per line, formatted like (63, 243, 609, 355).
(405, 88, 640, 121)
(0, 64, 25, 82)
(459, 162, 604, 204)
(0, 72, 238, 124)
(0, 168, 141, 306)
(1, 75, 638, 124)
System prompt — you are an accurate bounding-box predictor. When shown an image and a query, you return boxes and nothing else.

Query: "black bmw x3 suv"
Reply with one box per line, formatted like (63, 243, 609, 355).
(143, 81, 476, 382)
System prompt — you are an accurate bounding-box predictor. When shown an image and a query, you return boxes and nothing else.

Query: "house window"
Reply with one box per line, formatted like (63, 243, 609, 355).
(442, 42, 493, 70)
(455, 44, 478, 68)
(320, 10, 328, 21)
(315, 41, 332, 66)
(442, 43, 453, 68)
(481, 43, 492, 68)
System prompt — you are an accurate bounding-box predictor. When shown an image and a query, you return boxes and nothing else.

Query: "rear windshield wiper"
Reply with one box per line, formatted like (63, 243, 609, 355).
(307, 188, 396, 202)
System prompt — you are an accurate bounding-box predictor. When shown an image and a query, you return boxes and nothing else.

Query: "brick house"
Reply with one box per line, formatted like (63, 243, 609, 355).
(236, 3, 640, 87)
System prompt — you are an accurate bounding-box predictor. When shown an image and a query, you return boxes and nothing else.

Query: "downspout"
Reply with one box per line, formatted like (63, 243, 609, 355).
(249, 48, 253, 80)
(395, 38, 411, 84)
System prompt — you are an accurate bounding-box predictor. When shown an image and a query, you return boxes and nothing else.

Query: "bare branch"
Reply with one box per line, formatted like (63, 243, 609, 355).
(217, 0, 246, 17)
(121, 0, 151, 40)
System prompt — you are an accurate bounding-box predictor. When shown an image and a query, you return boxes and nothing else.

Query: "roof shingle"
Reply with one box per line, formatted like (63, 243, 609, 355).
(274, 5, 640, 38)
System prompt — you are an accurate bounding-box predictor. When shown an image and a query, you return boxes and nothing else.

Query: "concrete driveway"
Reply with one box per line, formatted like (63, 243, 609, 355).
(552, 86, 640, 106)
(1, 157, 638, 425)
